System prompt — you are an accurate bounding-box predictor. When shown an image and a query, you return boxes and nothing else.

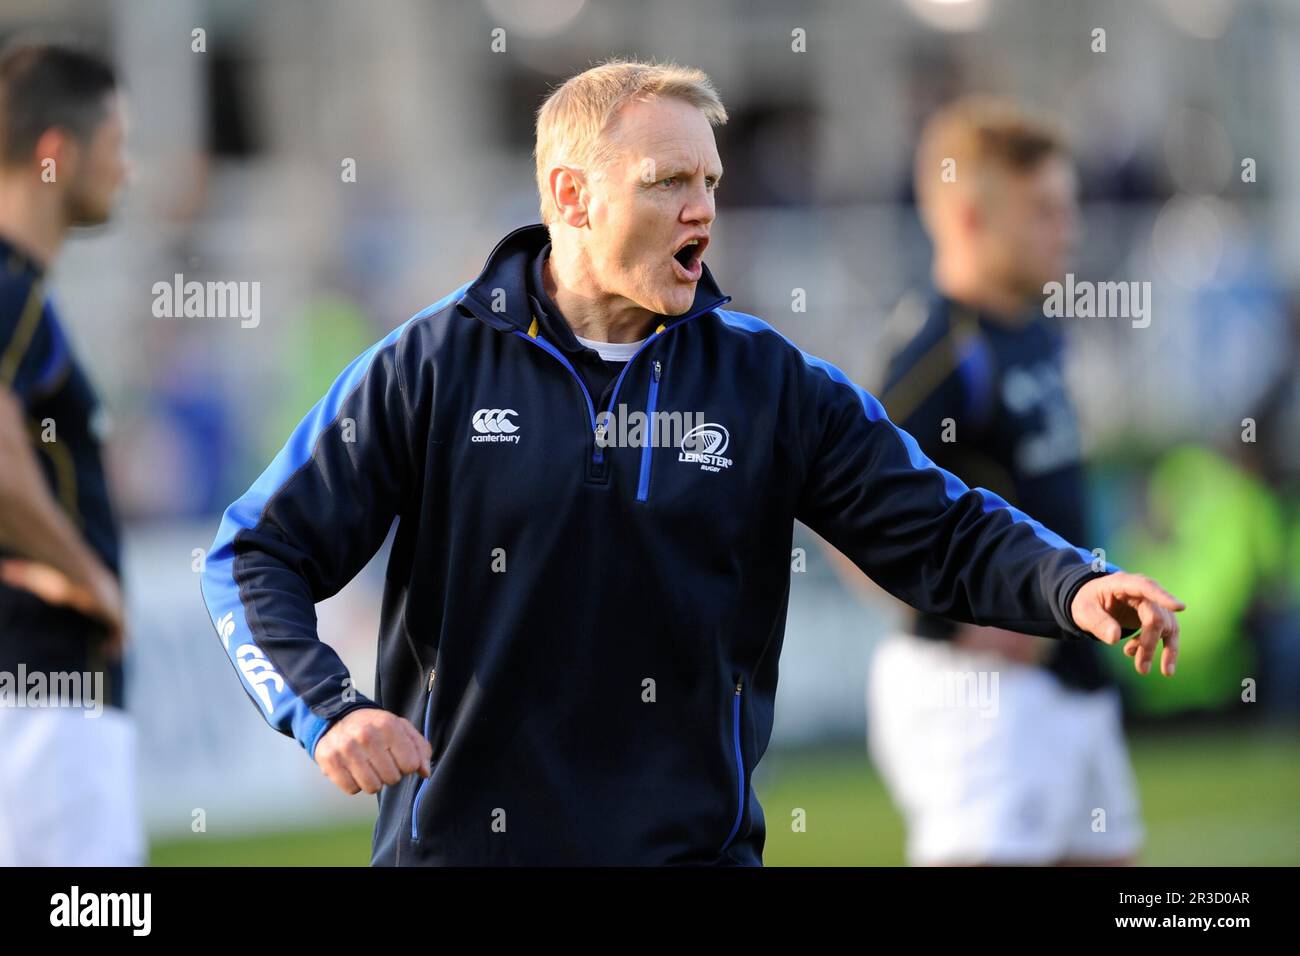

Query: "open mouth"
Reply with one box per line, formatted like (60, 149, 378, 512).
(671, 235, 708, 280)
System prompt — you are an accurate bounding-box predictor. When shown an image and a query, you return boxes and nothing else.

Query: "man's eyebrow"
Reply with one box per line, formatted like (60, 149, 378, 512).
(665, 165, 725, 180)
(642, 160, 723, 181)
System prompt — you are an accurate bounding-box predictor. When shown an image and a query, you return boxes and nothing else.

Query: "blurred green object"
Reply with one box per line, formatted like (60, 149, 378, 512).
(263, 295, 376, 467)
(1113, 444, 1287, 714)
(150, 727, 1300, 866)
(1290, 509, 1300, 595)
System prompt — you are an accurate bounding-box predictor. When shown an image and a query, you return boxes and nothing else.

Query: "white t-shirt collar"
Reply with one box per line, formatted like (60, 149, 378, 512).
(574, 333, 648, 363)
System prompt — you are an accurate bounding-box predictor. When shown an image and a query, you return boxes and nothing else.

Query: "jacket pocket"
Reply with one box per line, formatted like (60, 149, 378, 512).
(635, 360, 662, 502)
(410, 666, 436, 842)
(719, 675, 747, 854)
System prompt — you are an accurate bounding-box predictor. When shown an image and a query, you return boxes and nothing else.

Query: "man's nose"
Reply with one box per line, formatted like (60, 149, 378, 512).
(682, 185, 715, 226)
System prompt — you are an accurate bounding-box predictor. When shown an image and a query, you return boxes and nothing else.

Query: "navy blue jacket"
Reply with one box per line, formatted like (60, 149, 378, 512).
(200, 224, 1117, 865)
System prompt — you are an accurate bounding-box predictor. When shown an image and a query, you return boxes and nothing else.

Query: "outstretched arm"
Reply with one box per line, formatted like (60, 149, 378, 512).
(790, 346, 1182, 673)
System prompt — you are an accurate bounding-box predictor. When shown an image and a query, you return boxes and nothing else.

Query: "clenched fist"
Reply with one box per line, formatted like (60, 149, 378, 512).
(314, 708, 432, 795)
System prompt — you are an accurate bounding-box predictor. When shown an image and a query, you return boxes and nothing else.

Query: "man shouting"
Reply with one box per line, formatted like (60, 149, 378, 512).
(201, 59, 1182, 866)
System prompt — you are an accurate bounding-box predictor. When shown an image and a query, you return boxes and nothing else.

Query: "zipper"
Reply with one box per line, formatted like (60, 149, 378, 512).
(635, 360, 662, 501)
(410, 666, 436, 842)
(508, 295, 730, 485)
(513, 333, 605, 478)
(719, 676, 746, 854)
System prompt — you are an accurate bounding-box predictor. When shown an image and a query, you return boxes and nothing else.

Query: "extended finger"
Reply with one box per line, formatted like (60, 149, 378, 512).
(1140, 578, 1186, 612)
(1134, 602, 1163, 675)
(1160, 618, 1180, 677)
(1113, 575, 1186, 613)
(1142, 605, 1177, 675)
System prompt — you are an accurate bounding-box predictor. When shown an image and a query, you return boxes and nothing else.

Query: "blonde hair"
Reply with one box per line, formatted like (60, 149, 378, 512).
(914, 96, 1069, 222)
(534, 58, 728, 225)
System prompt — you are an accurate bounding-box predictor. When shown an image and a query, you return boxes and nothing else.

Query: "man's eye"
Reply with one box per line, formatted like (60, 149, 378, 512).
(705, 178, 719, 191)
(658, 177, 678, 188)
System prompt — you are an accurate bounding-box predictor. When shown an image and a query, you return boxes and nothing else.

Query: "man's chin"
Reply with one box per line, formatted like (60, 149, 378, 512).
(68, 198, 116, 228)
(648, 289, 698, 318)
(69, 211, 112, 228)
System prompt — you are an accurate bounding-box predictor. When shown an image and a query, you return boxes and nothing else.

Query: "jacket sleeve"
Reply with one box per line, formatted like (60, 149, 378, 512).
(199, 319, 425, 758)
(791, 346, 1116, 641)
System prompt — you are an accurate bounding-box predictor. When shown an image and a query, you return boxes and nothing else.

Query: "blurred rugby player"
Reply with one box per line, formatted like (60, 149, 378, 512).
(0, 41, 141, 865)
(860, 98, 1146, 865)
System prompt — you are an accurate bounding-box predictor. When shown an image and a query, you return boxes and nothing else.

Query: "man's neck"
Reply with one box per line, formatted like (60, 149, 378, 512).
(542, 244, 657, 344)
(933, 259, 1032, 328)
(0, 177, 66, 268)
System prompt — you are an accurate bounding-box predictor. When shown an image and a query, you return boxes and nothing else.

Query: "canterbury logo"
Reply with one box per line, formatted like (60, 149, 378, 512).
(678, 423, 733, 472)
(235, 643, 285, 714)
(216, 611, 236, 650)
(471, 408, 521, 443)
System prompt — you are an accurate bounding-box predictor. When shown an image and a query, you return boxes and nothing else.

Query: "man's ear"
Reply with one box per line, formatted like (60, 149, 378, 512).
(32, 127, 78, 184)
(549, 164, 589, 228)
(957, 194, 985, 240)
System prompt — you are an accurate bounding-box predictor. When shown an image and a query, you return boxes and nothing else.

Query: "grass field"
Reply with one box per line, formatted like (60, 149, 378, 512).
(150, 725, 1300, 866)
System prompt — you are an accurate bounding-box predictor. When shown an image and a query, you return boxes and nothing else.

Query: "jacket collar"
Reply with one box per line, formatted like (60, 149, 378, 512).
(0, 232, 47, 278)
(458, 223, 730, 333)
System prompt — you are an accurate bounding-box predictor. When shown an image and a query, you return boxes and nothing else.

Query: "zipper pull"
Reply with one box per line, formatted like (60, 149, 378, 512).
(735, 680, 743, 695)
(427, 668, 436, 692)
(652, 360, 662, 382)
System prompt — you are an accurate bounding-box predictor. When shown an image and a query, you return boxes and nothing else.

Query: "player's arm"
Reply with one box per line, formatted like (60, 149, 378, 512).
(199, 320, 432, 794)
(0, 275, 124, 650)
(0, 386, 125, 649)
(792, 352, 1182, 676)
